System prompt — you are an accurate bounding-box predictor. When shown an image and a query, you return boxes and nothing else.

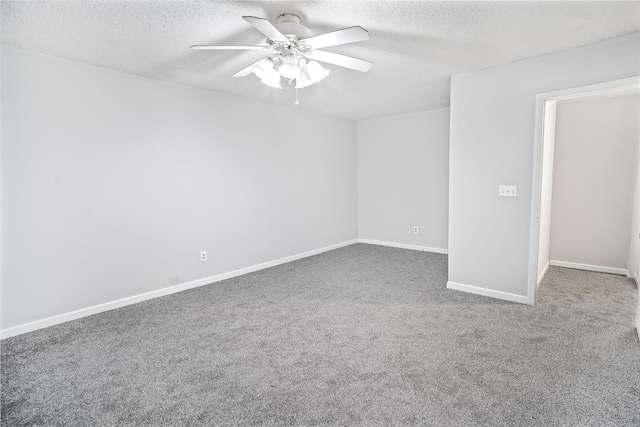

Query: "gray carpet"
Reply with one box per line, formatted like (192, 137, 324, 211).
(2, 243, 639, 426)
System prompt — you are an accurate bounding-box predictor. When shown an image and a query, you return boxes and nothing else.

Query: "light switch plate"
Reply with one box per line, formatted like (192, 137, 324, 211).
(499, 185, 517, 197)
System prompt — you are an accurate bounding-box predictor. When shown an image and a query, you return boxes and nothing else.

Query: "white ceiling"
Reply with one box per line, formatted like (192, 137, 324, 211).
(2, 1, 640, 121)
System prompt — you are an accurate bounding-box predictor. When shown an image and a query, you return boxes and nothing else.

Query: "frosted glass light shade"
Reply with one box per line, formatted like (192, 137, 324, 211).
(295, 71, 311, 89)
(277, 54, 301, 80)
(306, 60, 329, 83)
(251, 59, 281, 89)
(296, 61, 329, 88)
(252, 56, 328, 89)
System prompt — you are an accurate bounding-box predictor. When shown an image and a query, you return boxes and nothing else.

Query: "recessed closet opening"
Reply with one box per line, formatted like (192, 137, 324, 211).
(529, 77, 640, 304)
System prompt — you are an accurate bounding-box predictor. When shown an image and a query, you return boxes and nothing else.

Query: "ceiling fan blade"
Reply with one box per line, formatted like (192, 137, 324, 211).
(191, 45, 271, 50)
(242, 16, 288, 43)
(232, 56, 270, 77)
(300, 26, 369, 50)
(307, 50, 373, 72)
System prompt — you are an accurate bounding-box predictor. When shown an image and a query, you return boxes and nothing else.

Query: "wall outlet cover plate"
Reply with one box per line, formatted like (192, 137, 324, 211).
(499, 185, 517, 197)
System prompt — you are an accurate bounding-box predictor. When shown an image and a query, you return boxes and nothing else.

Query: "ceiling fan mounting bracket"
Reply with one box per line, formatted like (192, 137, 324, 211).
(277, 14, 301, 24)
(274, 13, 312, 41)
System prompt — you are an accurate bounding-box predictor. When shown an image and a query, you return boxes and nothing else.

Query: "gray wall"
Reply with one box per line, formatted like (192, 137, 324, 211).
(550, 94, 640, 270)
(1, 46, 358, 329)
(357, 109, 449, 251)
(448, 32, 640, 300)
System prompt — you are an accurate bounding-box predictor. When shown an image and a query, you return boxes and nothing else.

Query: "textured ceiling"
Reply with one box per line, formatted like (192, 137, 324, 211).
(2, 1, 640, 121)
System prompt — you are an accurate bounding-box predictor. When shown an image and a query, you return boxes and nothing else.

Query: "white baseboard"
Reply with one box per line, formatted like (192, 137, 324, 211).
(446, 281, 530, 305)
(537, 261, 550, 288)
(549, 260, 629, 277)
(0, 239, 359, 340)
(358, 238, 448, 254)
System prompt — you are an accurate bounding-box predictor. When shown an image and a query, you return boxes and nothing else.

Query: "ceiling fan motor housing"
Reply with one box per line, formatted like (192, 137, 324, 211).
(274, 14, 312, 40)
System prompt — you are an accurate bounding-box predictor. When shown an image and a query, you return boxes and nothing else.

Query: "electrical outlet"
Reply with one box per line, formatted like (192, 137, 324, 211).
(413, 226, 419, 234)
(499, 185, 517, 197)
(200, 251, 207, 262)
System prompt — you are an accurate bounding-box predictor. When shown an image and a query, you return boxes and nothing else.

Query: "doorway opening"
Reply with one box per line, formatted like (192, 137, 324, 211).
(528, 76, 640, 305)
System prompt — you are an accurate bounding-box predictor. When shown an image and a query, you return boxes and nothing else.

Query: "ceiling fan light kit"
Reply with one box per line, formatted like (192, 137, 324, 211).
(296, 60, 330, 89)
(275, 53, 302, 80)
(191, 13, 372, 103)
(250, 58, 282, 88)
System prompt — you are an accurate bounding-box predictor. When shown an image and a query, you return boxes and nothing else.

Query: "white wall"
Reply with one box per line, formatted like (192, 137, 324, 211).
(628, 120, 640, 281)
(628, 129, 640, 336)
(550, 94, 640, 271)
(536, 100, 557, 285)
(357, 109, 449, 251)
(448, 32, 640, 302)
(1, 46, 358, 330)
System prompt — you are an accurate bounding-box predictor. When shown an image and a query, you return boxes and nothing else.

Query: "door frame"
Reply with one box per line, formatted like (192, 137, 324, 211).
(527, 76, 640, 305)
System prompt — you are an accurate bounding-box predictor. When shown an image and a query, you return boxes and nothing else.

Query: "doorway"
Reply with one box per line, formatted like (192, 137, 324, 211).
(528, 76, 640, 304)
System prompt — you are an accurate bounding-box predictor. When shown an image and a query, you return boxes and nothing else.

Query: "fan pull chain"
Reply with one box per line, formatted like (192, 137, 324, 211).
(295, 88, 300, 105)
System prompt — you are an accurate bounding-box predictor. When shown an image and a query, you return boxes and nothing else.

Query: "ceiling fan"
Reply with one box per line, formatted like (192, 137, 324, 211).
(191, 14, 373, 97)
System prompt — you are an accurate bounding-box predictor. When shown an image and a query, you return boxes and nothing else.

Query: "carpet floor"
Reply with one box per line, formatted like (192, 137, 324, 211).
(2, 243, 639, 426)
